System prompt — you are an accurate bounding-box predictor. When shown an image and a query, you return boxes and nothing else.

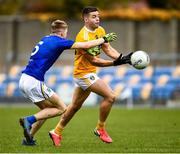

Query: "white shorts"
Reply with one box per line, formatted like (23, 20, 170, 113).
(74, 73, 99, 90)
(19, 73, 55, 103)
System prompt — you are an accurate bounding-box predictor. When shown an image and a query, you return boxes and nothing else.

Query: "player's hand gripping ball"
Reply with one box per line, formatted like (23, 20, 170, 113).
(131, 50, 150, 69)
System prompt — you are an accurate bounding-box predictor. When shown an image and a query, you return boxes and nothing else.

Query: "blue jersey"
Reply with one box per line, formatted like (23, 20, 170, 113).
(22, 35, 74, 81)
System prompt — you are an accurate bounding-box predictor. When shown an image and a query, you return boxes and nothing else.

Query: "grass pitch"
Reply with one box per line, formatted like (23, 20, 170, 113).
(0, 106, 180, 153)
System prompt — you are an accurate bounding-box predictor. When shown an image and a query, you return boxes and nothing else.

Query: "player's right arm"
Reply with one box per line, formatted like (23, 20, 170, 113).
(71, 38, 105, 49)
(71, 32, 117, 49)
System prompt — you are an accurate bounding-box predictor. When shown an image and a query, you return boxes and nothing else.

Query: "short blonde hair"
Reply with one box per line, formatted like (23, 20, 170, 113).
(51, 20, 68, 33)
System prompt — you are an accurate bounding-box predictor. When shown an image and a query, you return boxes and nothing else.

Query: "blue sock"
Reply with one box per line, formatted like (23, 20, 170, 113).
(26, 115, 37, 125)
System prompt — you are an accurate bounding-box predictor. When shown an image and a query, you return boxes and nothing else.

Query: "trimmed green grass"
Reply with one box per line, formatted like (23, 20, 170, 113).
(0, 106, 180, 153)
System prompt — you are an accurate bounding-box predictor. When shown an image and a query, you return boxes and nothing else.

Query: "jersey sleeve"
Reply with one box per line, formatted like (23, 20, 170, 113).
(59, 39, 75, 49)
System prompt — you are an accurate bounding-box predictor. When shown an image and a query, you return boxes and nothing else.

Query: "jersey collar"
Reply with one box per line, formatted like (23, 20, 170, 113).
(84, 26, 97, 33)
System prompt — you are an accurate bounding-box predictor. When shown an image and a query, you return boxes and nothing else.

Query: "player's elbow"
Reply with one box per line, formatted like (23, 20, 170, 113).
(90, 58, 100, 66)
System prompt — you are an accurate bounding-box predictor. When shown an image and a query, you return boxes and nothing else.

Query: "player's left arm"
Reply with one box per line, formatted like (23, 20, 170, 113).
(102, 43, 133, 65)
(101, 43, 120, 60)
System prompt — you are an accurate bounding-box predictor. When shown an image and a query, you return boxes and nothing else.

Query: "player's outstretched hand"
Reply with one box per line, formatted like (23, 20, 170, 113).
(86, 46, 101, 56)
(113, 52, 133, 66)
(103, 33, 117, 43)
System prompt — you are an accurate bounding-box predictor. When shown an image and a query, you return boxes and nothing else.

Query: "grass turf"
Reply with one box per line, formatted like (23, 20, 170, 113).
(0, 106, 180, 153)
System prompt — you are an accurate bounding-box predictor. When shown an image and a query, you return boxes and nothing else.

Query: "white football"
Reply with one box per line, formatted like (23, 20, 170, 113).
(131, 51, 150, 69)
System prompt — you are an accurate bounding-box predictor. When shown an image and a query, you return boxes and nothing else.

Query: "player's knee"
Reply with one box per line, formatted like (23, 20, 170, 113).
(106, 92, 116, 104)
(57, 107, 67, 116)
(111, 92, 117, 103)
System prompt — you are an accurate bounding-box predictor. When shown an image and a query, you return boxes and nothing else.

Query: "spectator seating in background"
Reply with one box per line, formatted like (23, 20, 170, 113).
(45, 75, 57, 89)
(101, 74, 113, 85)
(56, 82, 74, 104)
(6, 82, 20, 97)
(0, 73, 6, 84)
(115, 66, 127, 78)
(46, 67, 61, 77)
(153, 67, 174, 77)
(141, 83, 153, 101)
(0, 65, 180, 105)
(172, 66, 180, 77)
(99, 65, 179, 103)
(98, 68, 115, 77)
(56, 76, 73, 85)
(0, 83, 7, 96)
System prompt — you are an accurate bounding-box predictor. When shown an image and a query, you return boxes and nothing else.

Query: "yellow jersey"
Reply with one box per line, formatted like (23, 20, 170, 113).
(73, 26, 106, 78)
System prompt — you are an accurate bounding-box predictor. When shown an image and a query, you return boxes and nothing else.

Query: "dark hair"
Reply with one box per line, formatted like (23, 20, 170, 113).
(82, 6, 99, 17)
(51, 20, 68, 33)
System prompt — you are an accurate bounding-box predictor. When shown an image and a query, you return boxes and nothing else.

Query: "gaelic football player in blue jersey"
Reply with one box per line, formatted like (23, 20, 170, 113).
(19, 19, 117, 145)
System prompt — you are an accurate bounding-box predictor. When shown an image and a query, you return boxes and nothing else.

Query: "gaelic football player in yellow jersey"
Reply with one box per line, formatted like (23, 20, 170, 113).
(49, 7, 133, 146)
